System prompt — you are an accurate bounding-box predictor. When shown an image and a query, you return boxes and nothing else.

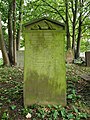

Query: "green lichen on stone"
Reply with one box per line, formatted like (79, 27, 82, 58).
(23, 20, 66, 106)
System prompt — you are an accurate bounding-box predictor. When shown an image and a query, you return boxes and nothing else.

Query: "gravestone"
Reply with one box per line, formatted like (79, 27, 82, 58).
(85, 51, 90, 67)
(17, 50, 24, 68)
(23, 17, 66, 106)
(66, 48, 74, 64)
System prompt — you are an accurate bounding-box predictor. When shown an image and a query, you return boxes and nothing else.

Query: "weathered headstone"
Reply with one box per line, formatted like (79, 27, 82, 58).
(85, 51, 90, 67)
(66, 48, 74, 64)
(23, 17, 66, 106)
(17, 50, 24, 68)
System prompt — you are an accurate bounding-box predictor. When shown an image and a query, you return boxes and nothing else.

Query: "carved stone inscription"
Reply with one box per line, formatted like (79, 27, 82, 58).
(30, 32, 53, 50)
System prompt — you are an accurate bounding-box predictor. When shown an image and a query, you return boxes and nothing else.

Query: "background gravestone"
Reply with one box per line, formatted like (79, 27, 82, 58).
(17, 50, 24, 68)
(23, 17, 66, 106)
(85, 51, 90, 67)
(66, 48, 74, 64)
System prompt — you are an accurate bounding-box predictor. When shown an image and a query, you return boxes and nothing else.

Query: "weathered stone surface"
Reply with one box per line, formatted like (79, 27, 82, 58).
(66, 49, 74, 64)
(85, 51, 90, 67)
(80, 74, 90, 82)
(23, 18, 66, 106)
(16, 50, 24, 68)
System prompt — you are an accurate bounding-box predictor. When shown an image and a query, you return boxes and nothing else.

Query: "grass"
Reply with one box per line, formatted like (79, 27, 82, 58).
(0, 64, 90, 119)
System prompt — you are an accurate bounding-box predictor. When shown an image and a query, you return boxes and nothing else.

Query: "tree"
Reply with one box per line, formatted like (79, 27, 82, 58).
(71, 0, 78, 51)
(22, 0, 90, 56)
(8, 0, 13, 64)
(0, 0, 90, 64)
(65, 0, 71, 49)
(13, 0, 16, 65)
(8, 0, 17, 65)
(75, 0, 83, 58)
(16, 0, 23, 50)
(75, 0, 90, 58)
(0, 0, 23, 65)
(0, 15, 10, 66)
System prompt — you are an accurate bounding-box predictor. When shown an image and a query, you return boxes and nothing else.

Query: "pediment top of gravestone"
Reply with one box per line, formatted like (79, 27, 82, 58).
(23, 17, 65, 29)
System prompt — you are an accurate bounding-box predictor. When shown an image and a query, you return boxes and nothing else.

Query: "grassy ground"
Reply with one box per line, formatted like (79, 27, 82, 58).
(0, 64, 90, 120)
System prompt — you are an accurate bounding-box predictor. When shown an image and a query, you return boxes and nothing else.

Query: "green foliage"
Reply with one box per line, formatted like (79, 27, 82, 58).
(80, 39, 90, 52)
(20, 38, 25, 48)
(0, 0, 90, 59)
(10, 105, 16, 110)
(0, 58, 3, 65)
(22, 0, 90, 53)
(67, 89, 81, 102)
(2, 110, 9, 120)
(0, 65, 90, 119)
(22, 107, 32, 115)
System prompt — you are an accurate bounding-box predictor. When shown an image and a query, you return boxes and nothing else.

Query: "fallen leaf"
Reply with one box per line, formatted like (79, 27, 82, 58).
(26, 113, 32, 119)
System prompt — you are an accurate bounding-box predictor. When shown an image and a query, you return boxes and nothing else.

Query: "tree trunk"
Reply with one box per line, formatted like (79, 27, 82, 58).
(65, 0, 71, 50)
(0, 15, 10, 66)
(16, 0, 23, 51)
(13, 0, 17, 65)
(75, 0, 83, 59)
(72, 0, 78, 51)
(76, 14, 82, 58)
(8, 1, 13, 64)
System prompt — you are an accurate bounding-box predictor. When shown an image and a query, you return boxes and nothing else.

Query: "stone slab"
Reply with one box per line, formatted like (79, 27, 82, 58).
(66, 49, 74, 64)
(85, 52, 90, 67)
(17, 51, 24, 68)
(23, 19, 66, 106)
(80, 74, 90, 82)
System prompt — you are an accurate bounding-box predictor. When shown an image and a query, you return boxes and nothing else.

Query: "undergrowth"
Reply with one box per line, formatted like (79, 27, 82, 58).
(0, 65, 90, 119)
